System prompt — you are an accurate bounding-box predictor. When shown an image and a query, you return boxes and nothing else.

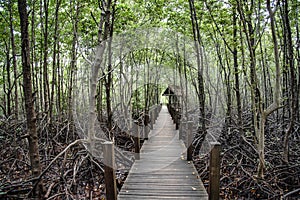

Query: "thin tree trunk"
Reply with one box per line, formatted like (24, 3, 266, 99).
(296, 5, 300, 122)
(2, 60, 7, 117)
(9, 0, 19, 119)
(42, 0, 50, 116)
(49, 0, 61, 121)
(5, 42, 12, 117)
(97, 80, 103, 122)
(39, 0, 44, 115)
(30, 0, 39, 113)
(183, 39, 189, 120)
(188, 0, 206, 137)
(237, 0, 265, 179)
(254, 0, 281, 179)
(68, 0, 80, 122)
(282, 0, 295, 163)
(215, 43, 231, 129)
(260, 40, 268, 108)
(17, 0, 45, 197)
(239, 20, 247, 109)
(106, 13, 113, 132)
(57, 42, 62, 121)
(225, 48, 232, 126)
(88, 0, 113, 143)
(232, 4, 242, 135)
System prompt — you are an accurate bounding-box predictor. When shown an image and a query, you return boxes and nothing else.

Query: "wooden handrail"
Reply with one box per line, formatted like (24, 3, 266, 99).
(187, 121, 193, 161)
(179, 118, 221, 200)
(133, 122, 140, 160)
(179, 121, 186, 140)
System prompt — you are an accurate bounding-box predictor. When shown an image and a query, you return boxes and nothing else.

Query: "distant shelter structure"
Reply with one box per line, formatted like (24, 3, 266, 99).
(162, 85, 183, 129)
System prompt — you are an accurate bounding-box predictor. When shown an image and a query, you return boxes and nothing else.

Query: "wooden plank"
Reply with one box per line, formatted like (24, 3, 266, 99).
(118, 106, 208, 199)
(118, 196, 203, 200)
(119, 192, 207, 197)
(119, 189, 208, 195)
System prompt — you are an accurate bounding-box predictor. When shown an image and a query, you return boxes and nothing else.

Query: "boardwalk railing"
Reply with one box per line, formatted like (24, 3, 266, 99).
(209, 142, 221, 200)
(134, 104, 162, 160)
(168, 104, 221, 200)
(103, 142, 117, 200)
(167, 103, 181, 130)
(103, 104, 162, 200)
(103, 104, 219, 200)
(118, 105, 208, 199)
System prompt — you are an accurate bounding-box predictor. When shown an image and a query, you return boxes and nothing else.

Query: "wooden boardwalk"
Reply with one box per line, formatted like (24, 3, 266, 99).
(118, 106, 208, 199)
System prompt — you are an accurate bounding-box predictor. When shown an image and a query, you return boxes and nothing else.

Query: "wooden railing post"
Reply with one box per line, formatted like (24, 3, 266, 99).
(172, 108, 176, 124)
(179, 121, 183, 140)
(209, 142, 221, 200)
(103, 141, 117, 200)
(179, 121, 187, 140)
(154, 106, 157, 121)
(150, 111, 154, 130)
(175, 112, 180, 130)
(187, 121, 193, 161)
(159, 104, 161, 113)
(144, 125, 149, 140)
(133, 123, 140, 160)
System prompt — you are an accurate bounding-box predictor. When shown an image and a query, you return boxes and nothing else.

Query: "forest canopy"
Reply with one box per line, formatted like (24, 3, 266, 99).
(0, 0, 299, 199)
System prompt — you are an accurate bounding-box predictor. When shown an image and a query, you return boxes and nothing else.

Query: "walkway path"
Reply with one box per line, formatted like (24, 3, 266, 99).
(118, 106, 208, 199)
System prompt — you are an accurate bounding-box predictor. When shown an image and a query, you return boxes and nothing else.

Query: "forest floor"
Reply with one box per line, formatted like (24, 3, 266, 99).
(194, 114, 300, 199)
(1, 119, 108, 199)
(0, 115, 299, 199)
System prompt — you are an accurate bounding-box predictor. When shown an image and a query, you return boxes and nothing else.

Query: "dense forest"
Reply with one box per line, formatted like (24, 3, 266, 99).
(0, 0, 300, 199)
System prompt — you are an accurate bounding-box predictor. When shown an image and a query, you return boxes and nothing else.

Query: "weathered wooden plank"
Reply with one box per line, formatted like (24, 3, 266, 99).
(126, 170, 201, 175)
(118, 106, 208, 199)
(124, 176, 202, 181)
(120, 186, 207, 191)
(119, 193, 208, 200)
(118, 196, 203, 200)
(119, 192, 208, 197)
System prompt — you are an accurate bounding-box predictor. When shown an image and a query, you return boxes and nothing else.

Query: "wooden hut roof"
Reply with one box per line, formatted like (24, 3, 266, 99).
(162, 85, 183, 96)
